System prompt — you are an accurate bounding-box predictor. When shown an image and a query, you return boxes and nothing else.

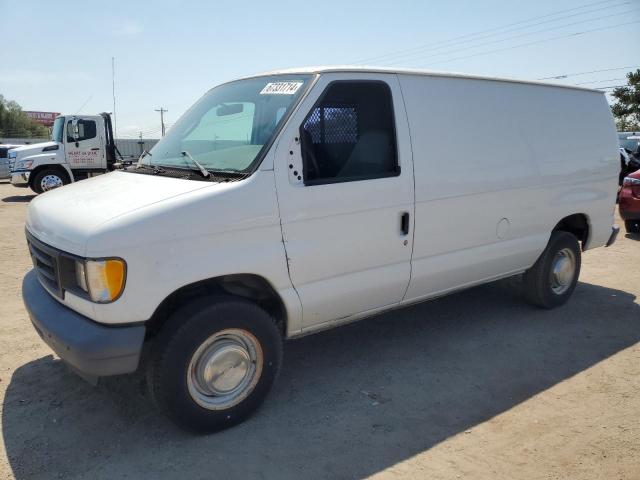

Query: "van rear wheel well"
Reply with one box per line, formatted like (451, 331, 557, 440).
(552, 214, 589, 249)
(145, 274, 287, 339)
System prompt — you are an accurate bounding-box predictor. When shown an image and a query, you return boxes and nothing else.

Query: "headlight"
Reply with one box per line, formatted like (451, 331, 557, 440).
(74, 258, 126, 303)
(16, 160, 33, 170)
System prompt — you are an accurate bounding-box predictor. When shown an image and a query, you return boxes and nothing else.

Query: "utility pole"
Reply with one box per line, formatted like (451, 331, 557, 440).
(155, 107, 168, 137)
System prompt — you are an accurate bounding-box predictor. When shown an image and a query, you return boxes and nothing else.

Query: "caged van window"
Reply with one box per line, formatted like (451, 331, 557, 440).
(300, 81, 399, 185)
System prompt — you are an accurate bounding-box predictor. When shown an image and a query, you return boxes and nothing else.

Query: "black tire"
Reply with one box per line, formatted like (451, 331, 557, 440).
(523, 231, 581, 309)
(31, 168, 69, 194)
(147, 295, 283, 433)
(625, 219, 640, 233)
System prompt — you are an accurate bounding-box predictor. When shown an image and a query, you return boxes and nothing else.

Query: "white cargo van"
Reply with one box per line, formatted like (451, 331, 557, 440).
(21, 67, 620, 432)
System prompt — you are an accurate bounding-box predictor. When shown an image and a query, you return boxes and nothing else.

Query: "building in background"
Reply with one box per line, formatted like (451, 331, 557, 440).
(24, 111, 61, 127)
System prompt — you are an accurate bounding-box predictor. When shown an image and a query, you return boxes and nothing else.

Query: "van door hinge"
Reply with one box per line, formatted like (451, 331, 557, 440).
(287, 136, 304, 186)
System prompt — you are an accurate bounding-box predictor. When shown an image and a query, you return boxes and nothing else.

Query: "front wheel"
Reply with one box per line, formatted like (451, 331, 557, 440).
(523, 231, 581, 309)
(31, 168, 69, 194)
(147, 296, 283, 433)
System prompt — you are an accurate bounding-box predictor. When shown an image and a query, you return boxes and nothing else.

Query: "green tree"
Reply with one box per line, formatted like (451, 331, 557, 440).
(0, 94, 50, 138)
(611, 69, 640, 131)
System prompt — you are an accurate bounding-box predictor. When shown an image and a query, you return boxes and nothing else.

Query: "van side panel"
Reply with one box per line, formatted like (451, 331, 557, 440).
(398, 74, 618, 301)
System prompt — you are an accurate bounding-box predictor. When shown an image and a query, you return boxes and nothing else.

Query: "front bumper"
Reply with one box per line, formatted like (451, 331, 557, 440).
(10, 171, 30, 187)
(22, 270, 145, 378)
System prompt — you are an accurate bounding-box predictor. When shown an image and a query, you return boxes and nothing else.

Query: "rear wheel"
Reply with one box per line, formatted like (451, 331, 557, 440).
(31, 168, 69, 194)
(625, 219, 640, 233)
(147, 295, 283, 433)
(523, 231, 581, 309)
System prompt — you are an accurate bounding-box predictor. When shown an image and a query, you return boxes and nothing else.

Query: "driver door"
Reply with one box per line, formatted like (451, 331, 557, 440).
(274, 73, 415, 330)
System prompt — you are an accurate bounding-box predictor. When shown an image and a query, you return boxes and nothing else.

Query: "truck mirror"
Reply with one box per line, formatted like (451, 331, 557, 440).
(71, 119, 80, 140)
(70, 118, 80, 146)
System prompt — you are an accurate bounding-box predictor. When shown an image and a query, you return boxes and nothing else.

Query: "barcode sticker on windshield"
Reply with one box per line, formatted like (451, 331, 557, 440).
(260, 82, 303, 95)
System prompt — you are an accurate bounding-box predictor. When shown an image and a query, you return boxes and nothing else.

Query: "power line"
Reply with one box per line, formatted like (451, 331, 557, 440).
(118, 127, 159, 136)
(415, 20, 640, 67)
(354, 0, 627, 64)
(118, 127, 162, 138)
(375, 2, 634, 66)
(376, 7, 638, 67)
(538, 65, 639, 79)
(116, 124, 164, 137)
(574, 77, 627, 85)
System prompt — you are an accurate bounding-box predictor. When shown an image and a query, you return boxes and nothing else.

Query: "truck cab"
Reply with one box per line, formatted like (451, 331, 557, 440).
(10, 113, 117, 193)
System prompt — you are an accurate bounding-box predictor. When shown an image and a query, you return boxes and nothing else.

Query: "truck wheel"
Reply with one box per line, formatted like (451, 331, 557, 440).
(625, 220, 640, 233)
(523, 231, 581, 309)
(147, 295, 283, 433)
(32, 168, 69, 193)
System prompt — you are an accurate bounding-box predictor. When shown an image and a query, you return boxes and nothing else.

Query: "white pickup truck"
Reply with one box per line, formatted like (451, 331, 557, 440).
(21, 67, 620, 433)
(10, 113, 119, 193)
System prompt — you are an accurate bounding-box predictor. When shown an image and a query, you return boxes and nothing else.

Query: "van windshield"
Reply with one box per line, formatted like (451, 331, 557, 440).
(51, 117, 65, 143)
(147, 75, 312, 173)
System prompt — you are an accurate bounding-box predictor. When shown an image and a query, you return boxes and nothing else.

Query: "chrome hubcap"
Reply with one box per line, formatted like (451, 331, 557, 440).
(41, 174, 63, 191)
(187, 329, 262, 410)
(550, 248, 576, 295)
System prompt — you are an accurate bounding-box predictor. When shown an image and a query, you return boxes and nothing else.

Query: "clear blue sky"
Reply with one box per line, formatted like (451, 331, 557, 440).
(2, 0, 639, 138)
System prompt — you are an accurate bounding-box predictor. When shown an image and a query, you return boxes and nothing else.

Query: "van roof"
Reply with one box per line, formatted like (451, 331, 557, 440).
(241, 65, 604, 94)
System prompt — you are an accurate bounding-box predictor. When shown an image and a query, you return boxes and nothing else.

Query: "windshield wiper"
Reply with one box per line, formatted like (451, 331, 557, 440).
(132, 163, 166, 174)
(136, 150, 152, 168)
(181, 151, 210, 178)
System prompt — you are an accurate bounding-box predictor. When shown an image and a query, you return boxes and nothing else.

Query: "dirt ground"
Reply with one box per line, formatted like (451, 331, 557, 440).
(0, 180, 638, 480)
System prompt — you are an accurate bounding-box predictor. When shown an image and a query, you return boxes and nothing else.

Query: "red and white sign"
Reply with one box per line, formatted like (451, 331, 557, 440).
(25, 111, 61, 127)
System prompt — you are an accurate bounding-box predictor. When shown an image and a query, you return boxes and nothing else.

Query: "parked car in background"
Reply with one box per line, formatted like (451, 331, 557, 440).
(0, 144, 21, 179)
(618, 133, 640, 186)
(618, 132, 640, 152)
(619, 168, 640, 233)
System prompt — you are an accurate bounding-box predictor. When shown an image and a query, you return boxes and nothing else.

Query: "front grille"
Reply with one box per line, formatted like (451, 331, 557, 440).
(26, 232, 63, 298)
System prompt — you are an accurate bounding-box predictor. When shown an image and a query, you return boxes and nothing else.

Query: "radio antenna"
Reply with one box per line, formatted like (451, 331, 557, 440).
(112, 57, 117, 138)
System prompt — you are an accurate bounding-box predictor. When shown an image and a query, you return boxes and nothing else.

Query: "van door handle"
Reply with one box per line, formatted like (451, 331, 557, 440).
(401, 212, 410, 235)
(90, 147, 100, 151)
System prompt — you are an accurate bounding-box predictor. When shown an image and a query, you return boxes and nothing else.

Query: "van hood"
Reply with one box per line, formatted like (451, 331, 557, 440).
(26, 171, 215, 255)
